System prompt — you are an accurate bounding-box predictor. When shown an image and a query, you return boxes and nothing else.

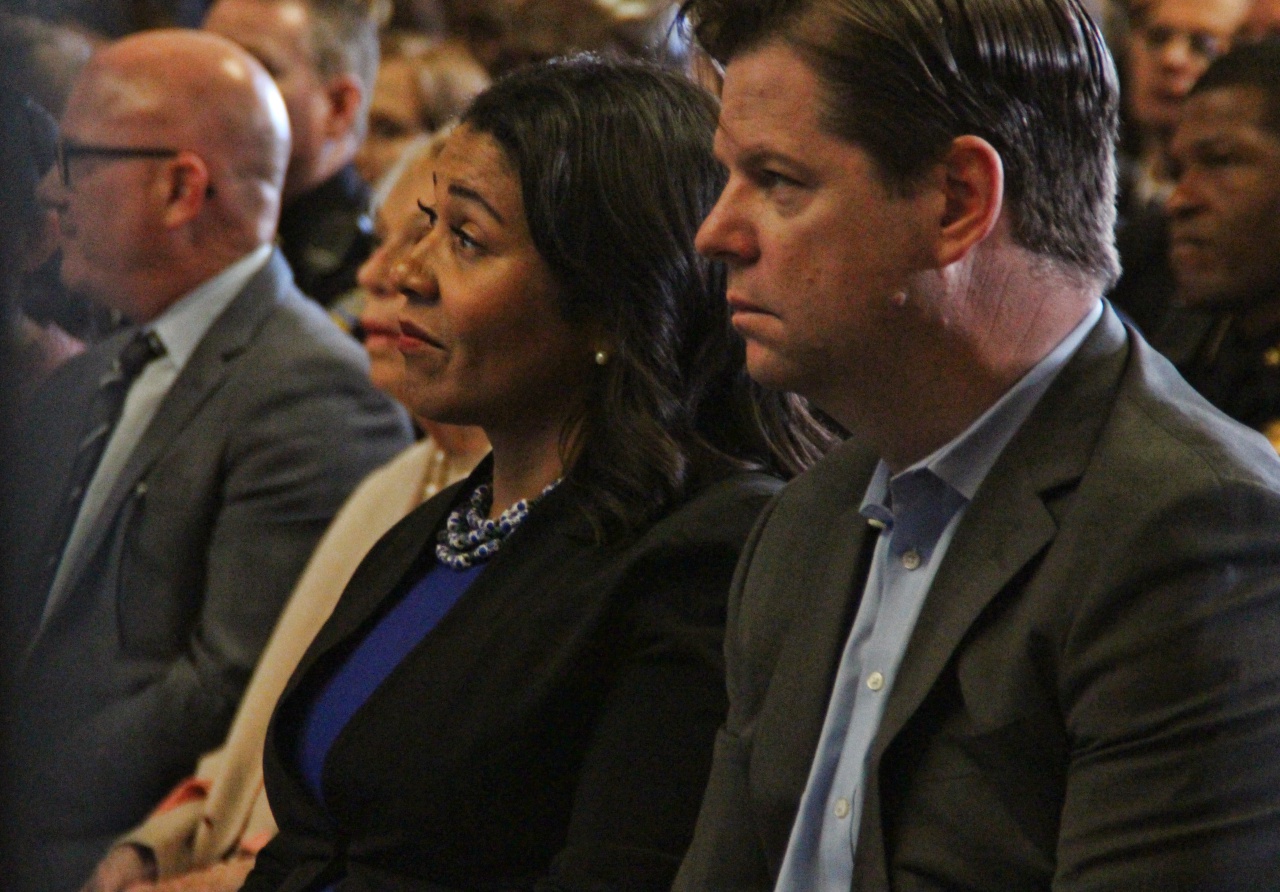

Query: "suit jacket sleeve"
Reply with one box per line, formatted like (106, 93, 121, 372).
(1049, 475, 1280, 888)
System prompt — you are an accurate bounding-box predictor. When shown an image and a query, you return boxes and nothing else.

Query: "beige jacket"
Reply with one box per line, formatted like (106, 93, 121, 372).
(119, 439, 481, 876)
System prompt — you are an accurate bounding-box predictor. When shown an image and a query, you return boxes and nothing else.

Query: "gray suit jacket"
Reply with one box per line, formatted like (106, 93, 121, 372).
(675, 307, 1280, 891)
(1, 252, 412, 891)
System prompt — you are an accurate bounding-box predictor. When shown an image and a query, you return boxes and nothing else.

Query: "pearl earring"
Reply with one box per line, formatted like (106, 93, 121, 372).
(594, 350, 609, 366)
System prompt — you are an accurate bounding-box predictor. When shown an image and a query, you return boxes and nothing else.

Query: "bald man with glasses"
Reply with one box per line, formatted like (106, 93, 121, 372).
(1, 29, 410, 892)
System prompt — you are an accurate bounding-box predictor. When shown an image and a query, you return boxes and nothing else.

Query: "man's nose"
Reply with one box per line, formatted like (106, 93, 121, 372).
(695, 185, 758, 266)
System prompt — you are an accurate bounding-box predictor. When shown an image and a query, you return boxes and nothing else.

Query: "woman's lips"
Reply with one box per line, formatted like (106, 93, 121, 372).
(397, 318, 445, 352)
(727, 294, 774, 317)
(360, 319, 400, 350)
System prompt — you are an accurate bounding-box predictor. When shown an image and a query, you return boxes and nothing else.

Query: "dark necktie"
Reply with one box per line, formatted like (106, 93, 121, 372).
(35, 329, 166, 598)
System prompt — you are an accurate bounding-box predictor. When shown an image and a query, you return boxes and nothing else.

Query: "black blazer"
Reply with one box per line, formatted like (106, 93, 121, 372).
(243, 465, 782, 892)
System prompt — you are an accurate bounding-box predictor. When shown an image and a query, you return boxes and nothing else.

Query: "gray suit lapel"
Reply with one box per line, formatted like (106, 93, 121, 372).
(38, 254, 290, 635)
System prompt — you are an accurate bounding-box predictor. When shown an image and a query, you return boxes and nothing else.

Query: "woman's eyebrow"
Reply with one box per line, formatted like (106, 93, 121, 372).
(448, 183, 506, 225)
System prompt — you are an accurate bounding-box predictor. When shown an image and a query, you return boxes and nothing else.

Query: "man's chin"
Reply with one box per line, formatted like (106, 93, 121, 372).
(743, 347, 796, 392)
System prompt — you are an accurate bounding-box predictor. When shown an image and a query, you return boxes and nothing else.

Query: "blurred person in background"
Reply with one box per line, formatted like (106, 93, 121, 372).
(353, 33, 488, 188)
(0, 12, 116, 345)
(439, 0, 679, 74)
(0, 11, 96, 117)
(0, 81, 71, 615)
(0, 87, 84, 403)
(1121, 0, 1249, 208)
(1163, 40, 1280, 449)
(204, 0, 381, 311)
(241, 56, 832, 891)
(0, 0, 214, 38)
(82, 136, 486, 892)
(1109, 0, 1248, 338)
(1238, 0, 1280, 41)
(1, 30, 410, 891)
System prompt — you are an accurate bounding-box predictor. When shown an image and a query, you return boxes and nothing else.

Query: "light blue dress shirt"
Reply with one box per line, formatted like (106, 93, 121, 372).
(774, 300, 1103, 892)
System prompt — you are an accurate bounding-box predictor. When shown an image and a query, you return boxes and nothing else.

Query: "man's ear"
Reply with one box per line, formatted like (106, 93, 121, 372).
(933, 135, 1004, 267)
(161, 152, 213, 228)
(323, 73, 364, 141)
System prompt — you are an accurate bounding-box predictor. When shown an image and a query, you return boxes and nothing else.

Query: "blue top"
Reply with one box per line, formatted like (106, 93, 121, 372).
(774, 300, 1103, 891)
(296, 560, 483, 803)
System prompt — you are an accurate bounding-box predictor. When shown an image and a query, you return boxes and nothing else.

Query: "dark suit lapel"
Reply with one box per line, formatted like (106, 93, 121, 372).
(38, 254, 289, 634)
(254, 485, 457, 821)
(283, 487, 459, 696)
(852, 307, 1131, 886)
(763, 504, 874, 711)
(269, 464, 592, 800)
(875, 448, 1059, 749)
(873, 305, 1131, 757)
(276, 456, 601, 704)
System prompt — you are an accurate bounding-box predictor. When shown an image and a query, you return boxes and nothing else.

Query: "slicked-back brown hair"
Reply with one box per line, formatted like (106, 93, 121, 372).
(681, 0, 1122, 286)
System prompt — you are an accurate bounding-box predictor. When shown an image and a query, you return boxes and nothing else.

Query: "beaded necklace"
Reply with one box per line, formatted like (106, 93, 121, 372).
(435, 479, 560, 569)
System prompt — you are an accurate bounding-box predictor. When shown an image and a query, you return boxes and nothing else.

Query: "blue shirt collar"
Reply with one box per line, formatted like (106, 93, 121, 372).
(860, 299, 1102, 558)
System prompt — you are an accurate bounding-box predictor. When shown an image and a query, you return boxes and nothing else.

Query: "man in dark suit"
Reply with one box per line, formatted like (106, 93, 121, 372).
(0, 29, 410, 891)
(203, 0, 379, 311)
(674, 1, 1280, 889)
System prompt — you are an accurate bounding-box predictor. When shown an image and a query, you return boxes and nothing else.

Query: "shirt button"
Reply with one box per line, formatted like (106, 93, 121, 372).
(834, 797, 850, 819)
(902, 548, 921, 570)
(866, 671, 884, 691)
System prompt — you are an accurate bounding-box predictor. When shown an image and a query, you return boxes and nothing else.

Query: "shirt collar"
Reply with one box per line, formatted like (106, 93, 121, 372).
(860, 299, 1103, 554)
(146, 244, 272, 372)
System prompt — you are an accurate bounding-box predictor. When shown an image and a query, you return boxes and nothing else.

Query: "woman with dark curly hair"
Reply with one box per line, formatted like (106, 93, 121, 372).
(243, 55, 833, 892)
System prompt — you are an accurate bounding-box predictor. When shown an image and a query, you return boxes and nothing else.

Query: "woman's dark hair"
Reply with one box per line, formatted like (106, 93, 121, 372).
(460, 54, 835, 539)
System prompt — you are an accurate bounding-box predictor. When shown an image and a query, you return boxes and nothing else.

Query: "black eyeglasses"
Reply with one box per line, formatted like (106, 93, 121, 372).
(57, 139, 179, 187)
